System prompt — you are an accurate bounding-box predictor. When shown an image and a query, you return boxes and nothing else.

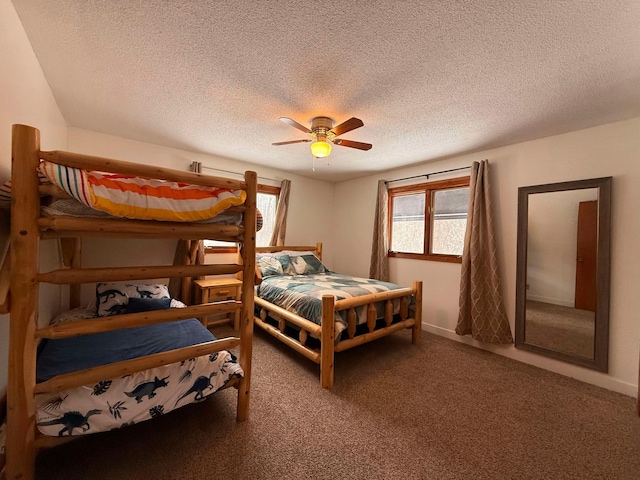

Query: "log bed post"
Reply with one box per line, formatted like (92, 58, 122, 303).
(412, 280, 423, 344)
(320, 295, 335, 389)
(237, 170, 256, 422)
(7, 124, 41, 480)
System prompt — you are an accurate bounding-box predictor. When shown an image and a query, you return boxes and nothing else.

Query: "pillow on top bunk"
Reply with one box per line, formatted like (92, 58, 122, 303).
(96, 283, 170, 317)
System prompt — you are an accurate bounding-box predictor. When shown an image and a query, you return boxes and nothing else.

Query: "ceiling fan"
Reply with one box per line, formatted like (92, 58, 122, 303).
(272, 116, 372, 158)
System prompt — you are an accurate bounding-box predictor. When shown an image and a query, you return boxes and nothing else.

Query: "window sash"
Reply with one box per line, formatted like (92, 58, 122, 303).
(388, 176, 470, 263)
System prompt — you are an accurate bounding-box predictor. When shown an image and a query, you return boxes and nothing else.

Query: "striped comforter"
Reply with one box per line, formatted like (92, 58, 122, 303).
(38, 161, 246, 222)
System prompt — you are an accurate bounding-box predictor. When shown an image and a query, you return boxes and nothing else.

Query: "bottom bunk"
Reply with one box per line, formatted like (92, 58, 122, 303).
(35, 313, 242, 437)
(253, 245, 422, 388)
(3, 283, 251, 447)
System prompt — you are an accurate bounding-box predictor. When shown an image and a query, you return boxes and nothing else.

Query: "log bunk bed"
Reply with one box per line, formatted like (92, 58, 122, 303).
(253, 244, 422, 389)
(3, 124, 257, 480)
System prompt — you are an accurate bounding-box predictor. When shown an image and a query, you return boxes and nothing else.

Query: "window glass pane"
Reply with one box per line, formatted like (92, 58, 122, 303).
(431, 187, 469, 255)
(204, 191, 278, 249)
(203, 239, 235, 249)
(256, 192, 277, 247)
(391, 193, 425, 253)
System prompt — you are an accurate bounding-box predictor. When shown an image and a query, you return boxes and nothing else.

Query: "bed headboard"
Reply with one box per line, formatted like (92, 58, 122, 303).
(255, 243, 322, 260)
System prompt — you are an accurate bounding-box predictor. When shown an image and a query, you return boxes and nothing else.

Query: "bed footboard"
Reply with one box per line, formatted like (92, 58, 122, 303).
(254, 280, 422, 388)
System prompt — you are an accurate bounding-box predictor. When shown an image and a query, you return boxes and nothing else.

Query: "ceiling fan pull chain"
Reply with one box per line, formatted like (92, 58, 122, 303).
(312, 154, 316, 172)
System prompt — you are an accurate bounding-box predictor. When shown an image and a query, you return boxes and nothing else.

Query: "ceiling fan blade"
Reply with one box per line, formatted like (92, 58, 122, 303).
(333, 138, 372, 151)
(330, 117, 364, 137)
(272, 139, 312, 146)
(279, 117, 312, 134)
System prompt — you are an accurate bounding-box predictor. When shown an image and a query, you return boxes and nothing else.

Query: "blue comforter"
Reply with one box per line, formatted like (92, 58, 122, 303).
(36, 319, 214, 383)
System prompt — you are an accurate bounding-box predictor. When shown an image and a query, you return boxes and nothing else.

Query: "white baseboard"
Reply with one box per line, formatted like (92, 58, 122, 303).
(422, 322, 638, 398)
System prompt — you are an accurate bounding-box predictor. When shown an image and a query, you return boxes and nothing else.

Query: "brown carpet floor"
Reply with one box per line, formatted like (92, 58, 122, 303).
(36, 327, 640, 480)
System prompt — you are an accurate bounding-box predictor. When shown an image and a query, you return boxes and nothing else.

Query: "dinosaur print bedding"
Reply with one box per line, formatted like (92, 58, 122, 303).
(35, 318, 243, 436)
(257, 273, 409, 338)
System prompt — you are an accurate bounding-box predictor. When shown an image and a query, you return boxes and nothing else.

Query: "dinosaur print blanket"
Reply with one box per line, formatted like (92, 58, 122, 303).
(35, 320, 243, 436)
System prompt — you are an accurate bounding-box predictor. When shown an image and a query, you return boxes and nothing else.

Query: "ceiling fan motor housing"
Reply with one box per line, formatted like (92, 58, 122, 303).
(311, 116, 334, 139)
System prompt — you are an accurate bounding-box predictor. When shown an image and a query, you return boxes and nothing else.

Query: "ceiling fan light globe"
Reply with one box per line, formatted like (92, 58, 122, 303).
(310, 140, 332, 158)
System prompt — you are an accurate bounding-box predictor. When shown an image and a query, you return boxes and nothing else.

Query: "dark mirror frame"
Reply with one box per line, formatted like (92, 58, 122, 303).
(515, 177, 611, 372)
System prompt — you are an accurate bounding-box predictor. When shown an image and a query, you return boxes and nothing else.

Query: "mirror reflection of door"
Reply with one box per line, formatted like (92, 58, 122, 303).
(525, 189, 598, 360)
(575, 200, 597, 312)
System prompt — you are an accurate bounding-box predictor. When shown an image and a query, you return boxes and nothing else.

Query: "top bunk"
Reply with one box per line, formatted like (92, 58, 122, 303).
(8, 124, 257, 241)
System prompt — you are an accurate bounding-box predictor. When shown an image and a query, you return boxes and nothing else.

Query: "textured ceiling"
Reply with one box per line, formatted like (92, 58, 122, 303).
(11, 0, 640, 182)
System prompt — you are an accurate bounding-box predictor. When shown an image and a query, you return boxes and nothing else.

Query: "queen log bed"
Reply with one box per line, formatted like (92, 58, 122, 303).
(253, 244, 422, 388)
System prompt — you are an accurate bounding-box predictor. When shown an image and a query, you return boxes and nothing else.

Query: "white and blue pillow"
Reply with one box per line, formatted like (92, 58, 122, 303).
(288, 253, 328, 275)
(257, 253, 293, 278)
(95, 283, 171, 317)
(257, 251, 328, 276)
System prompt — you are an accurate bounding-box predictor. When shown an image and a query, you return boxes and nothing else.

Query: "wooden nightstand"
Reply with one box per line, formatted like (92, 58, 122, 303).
(194, 278, 242, 330)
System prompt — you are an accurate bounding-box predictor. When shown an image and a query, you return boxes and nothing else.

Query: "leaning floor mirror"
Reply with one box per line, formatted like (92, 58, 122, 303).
(515, 177, 611, 371)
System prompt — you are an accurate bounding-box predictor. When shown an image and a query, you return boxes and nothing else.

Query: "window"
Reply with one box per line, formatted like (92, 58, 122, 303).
(388, 177, 470, 263)
(204, 184, 281, 252)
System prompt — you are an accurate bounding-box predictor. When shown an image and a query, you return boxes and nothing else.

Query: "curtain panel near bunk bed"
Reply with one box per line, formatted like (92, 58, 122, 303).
(269, 179, 291, 247)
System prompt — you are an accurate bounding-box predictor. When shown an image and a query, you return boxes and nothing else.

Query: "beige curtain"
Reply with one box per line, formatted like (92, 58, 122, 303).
(269, 179, 291, 246)
(456, 160, 513, 343)
(369, 180, 389, 281)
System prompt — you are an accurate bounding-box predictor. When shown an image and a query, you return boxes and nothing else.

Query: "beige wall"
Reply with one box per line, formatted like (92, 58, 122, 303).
(0, 0, 68, 397)
(334, 117, 640, 396)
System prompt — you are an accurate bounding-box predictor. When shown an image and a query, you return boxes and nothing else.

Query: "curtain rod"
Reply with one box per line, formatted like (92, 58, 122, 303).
(384, 165, 471, 185)
(195, 162, 280, 183)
